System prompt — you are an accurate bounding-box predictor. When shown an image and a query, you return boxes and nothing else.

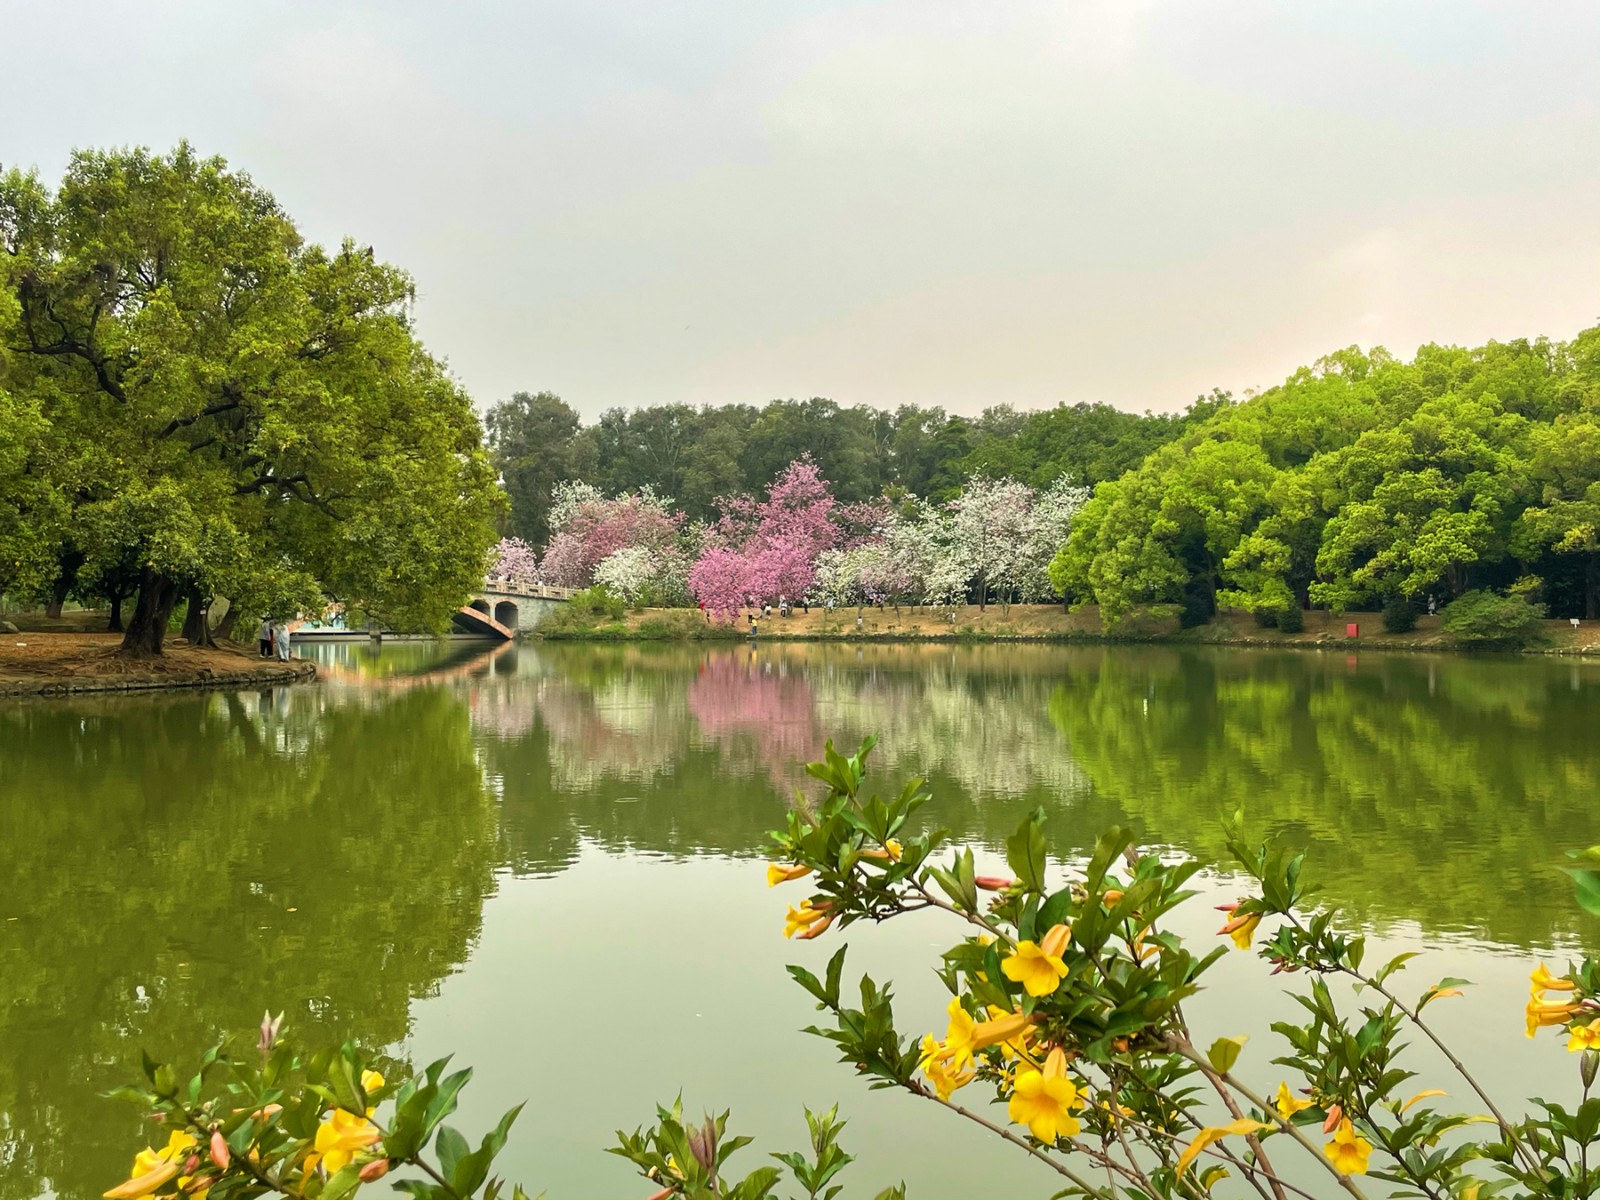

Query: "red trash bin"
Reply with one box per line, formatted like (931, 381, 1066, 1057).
(1346, 622, 1359, 638)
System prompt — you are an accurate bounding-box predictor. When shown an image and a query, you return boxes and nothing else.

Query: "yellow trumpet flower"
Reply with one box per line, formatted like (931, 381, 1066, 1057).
(107, 1131, 198, 1200)
(1001, 928, 1070, 998)
(783, 900, 831, 938)
(1526, 997, 1585, 1038)
(1274, 1083, 1312, 1119)
(767, 863, 812, 887)
(1569, 1019, 1600, 1053)
(1007, 1047, 1083, 1143)
(1323, 1118, 1372, 1176)
(1531, 962, 1577, 998)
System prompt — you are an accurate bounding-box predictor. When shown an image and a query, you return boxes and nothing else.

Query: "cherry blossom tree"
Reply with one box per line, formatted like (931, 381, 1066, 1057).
(488, 537, 540, 584)
(538, 485, 684, 589)
(690, 458, 842, 614)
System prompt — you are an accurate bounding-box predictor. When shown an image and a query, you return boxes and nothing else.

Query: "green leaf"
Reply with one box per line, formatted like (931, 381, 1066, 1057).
(1206, 1035, 1247, 1075)
(321, 1165, 365, 1200)
(437, 1125, 470, 1181)
(1006, 810, 1048, 894)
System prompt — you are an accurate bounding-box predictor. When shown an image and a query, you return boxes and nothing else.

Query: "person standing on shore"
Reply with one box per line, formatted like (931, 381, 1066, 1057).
(257, 617, 273, 658)
(273, 620, 292, 662)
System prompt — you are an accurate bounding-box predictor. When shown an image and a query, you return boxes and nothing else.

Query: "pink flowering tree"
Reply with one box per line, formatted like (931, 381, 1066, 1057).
(690, 458, 843, 616)
(487, 537, 540, 584)
(538, 484, 685, 590)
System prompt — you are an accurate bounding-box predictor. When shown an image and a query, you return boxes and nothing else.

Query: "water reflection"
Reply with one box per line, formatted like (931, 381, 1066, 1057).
(3, 641, 1599, 1199)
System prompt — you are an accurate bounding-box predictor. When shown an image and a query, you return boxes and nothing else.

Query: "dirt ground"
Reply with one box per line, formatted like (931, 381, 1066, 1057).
(0, 625, 315, 694)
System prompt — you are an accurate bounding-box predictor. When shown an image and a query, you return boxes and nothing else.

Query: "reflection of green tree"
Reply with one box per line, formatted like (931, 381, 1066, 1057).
(0, 687, 499, 1200)
(479, 644, 1124, 875)
(1046, 648, 1600, 947)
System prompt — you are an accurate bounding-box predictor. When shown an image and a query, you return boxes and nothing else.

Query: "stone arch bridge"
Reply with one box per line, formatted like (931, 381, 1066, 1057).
(452, 578, 574, 639)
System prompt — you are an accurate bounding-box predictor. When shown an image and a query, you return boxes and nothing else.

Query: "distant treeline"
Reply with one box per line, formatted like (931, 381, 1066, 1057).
(486, 393, 1223, 544)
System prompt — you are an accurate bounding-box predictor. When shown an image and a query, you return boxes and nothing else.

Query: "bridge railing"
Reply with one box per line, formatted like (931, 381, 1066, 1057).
(483, 577, 575, 601)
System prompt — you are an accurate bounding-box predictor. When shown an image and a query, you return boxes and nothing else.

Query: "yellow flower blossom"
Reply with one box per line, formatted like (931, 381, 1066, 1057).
(107, 1131, 197, 1199)
(860, 839, 903, 862)
(1526, 997, 1585, 1038)
(918, 1035, 976, 1100)
(1274, 1083, 1312, 1119)
(1569, 1019, 1600, 1053)
(767, 862, 812, 887)
(1218, 911, 1262, 951)
(1532, 963, 1577, 998)
(1176, 1119, 1267, 1176)
(1323, 1118, 1372, 1176)
(942, 999, 1033, 1067)
(1007, 1048, 1083, 1143)
(307, 1108, 382, 1176)
(783, 900, 830, 938)
(1001, 937, 1069, 997)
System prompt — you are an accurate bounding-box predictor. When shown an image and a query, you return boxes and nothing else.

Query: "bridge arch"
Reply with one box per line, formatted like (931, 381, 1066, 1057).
(468, 598, 492, 616)
(494, 600, 519, 628)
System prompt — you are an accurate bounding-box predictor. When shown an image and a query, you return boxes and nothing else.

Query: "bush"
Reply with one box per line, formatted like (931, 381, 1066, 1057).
(1441, 588, 1547, 646)
(1252, 608, 1279, 629)
(1278, 602, 1305, 633)
(1381, 595, 1418, 633)
(569, 585, 626, 620)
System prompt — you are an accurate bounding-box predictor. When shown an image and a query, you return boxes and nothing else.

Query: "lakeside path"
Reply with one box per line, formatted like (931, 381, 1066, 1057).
(542, 602, 1600, 655)
(0, 632, 316, 698)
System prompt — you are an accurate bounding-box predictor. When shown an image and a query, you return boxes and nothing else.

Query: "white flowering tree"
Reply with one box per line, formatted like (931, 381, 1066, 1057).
(947, 477, 1034, 612)
(1019, 476, 1091, 602)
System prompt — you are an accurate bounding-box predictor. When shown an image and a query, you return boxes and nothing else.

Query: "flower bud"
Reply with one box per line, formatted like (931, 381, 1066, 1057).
(975, 875, 1015, 892)
(1215, 901, 1240, 913)
(1322, 1104, 1343, 1133)
(182, 1155, 201, 1176)
(1102, 889, 1124, 905)
(1584, 1051, 1599, 1090)
(359, 1159, 391, 1182)
(209, 1130, 230, 1170)
(797, 912, 836, 940)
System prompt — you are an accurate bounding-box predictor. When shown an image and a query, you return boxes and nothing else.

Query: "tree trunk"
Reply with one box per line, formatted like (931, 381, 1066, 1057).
(978, 578, 987, 612)
(211, 601, 239, 642)
(120, 571, 182, 656)
(107, 593, 124, 632)
(181, 586, 215, 647)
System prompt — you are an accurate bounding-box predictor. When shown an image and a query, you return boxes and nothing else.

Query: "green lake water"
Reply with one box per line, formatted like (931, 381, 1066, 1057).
(4, 642, 1600, 1198)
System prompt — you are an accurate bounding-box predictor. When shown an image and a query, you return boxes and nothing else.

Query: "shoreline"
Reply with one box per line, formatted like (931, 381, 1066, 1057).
(0, 630, 319, 698)
(534, 603, 1600, 657)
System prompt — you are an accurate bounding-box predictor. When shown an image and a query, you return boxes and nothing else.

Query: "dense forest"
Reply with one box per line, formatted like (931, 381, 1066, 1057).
(492, 326, 1600, 625)
(485, 393, 1219, 543)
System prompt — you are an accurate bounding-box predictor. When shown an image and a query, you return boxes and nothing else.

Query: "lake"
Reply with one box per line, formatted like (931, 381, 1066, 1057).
(4, 641, 1599, 1199)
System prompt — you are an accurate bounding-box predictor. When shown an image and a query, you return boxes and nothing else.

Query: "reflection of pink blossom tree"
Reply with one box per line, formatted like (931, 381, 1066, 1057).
(488, 538, 540, 583)
(687, 652, 821, 791)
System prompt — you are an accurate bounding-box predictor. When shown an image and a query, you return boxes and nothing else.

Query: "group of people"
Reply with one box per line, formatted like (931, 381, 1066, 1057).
(256, 618, 294, 661)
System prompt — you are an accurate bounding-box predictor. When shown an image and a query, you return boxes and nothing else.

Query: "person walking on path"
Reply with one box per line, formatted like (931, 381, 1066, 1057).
(257, 618, 273, 658)
(273, 620, 293, 662)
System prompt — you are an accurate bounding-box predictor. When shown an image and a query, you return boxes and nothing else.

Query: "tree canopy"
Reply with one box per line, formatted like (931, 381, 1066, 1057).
(1053, 330, 1600, 623)
(0, 144, 500, 652)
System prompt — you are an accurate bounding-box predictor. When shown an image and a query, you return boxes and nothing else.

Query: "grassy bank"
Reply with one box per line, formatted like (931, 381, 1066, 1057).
(535, 602, 1600, 654)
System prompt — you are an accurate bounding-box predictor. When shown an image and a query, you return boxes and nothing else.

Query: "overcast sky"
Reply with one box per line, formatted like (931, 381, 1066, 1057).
(2, 1, 1595, 418)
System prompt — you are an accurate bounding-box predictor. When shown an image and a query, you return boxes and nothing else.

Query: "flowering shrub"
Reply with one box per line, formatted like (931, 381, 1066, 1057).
(106, 738, 1600, 1199)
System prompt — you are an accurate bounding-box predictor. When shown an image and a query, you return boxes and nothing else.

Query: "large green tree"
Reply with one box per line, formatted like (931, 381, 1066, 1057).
(485, 390, 594, 545)
(0, 145, 499, 653)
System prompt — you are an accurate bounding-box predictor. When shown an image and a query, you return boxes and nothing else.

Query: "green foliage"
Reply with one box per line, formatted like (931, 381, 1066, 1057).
(1440, 588, 1547, 646)
(1380, 595, 1418, 634)
(1061, 332, 1600, 625)
(569, 586, 626, 620)
(1277, 602, 1305, 633)
(0, 145, 501, 653)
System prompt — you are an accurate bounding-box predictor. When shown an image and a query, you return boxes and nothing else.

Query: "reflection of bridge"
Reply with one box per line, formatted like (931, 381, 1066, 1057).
(453, 578, 573, 640)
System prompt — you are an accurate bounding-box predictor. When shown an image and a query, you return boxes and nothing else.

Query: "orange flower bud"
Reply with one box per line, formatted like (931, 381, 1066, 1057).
(644, 1190, 674, 1200)
(1102, 889, 1124, 905)
(182, 1155, 201, 1177)
(975, 875, 1015, 891)
(1322, 1104, 1344, 1133)
(1215, 901, 1240, 913)
(1039, 923, 1071, 958)
(797, 912, 836, 940)
(209, 1130, 230, 1170)
(359, 1160, 391, 1182)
